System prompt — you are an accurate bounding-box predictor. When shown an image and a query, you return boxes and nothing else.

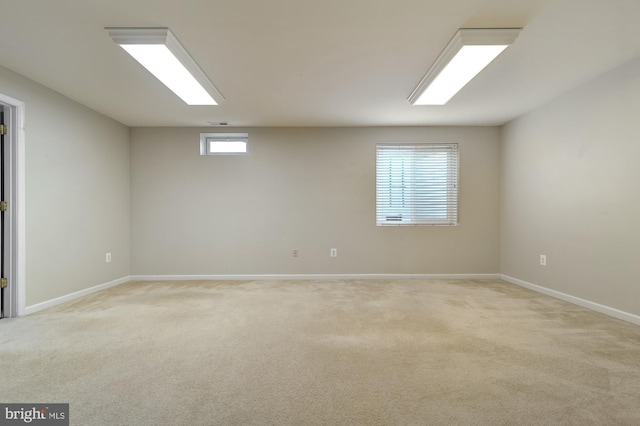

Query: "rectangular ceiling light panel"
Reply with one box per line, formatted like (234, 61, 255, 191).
(409, 28, 521, 106)
(106, 27, 224, 105)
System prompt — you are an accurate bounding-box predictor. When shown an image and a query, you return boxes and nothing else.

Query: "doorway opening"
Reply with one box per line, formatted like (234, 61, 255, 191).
(0, 93, 25, 318)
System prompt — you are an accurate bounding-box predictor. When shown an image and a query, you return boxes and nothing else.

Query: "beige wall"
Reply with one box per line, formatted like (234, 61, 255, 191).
(2, 47, 638, 318)
(501, 57, 640, 316)
(4, 52, 639, 318)
(0, 65, 130, 306)
(131, 126, 500, 275)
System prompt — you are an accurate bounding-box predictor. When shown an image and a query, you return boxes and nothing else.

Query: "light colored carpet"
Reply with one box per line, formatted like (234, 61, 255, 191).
(1, 279, 640, 425)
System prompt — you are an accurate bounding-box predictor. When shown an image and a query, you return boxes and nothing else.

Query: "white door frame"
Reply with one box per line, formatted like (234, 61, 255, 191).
(0, 93, 26, 317)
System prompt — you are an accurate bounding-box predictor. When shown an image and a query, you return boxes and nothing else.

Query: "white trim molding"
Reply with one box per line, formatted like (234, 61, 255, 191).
(0, 92, 26, 317)
(20, 272, 640, 328)
(25, 276, 131, 315)
(130, 273, 501, 281)
(501, 275, 640, 326)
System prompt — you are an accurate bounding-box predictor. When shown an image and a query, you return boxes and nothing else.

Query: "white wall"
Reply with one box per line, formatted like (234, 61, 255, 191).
(0, 65, 130, 306)
(501, 57, 640, 316)
(131, 126, 500, 276)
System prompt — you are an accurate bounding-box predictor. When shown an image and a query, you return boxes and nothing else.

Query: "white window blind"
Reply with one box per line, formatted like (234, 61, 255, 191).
(376, 143, 458, 226)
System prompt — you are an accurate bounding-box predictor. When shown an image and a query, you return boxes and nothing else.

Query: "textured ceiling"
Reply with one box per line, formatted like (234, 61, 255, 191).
(1, 0, 639, 127)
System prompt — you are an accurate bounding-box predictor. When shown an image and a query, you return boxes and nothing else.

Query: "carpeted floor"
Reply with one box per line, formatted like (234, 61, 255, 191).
(1, 279, 640, 425)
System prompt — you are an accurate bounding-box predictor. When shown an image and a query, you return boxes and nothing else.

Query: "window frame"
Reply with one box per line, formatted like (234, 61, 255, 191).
(376, 143, 459, 226)
(199, 133, 248, 155)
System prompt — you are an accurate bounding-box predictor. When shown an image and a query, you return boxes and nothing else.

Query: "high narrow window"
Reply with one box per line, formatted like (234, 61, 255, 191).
(200, 133, 248, 155)
(376, 143, 458, 226)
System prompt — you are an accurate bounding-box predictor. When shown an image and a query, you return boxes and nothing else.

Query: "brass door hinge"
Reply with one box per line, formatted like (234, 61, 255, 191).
(0, 278, 7, 289)
(0, 201, 7, 212)
(0, 124, 6, 135)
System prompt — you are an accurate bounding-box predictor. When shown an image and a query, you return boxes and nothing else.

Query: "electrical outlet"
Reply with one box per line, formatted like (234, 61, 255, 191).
(540, 254, 546, 266)
(330, 248, 337, 257)
(292, 249, 299, 258)
(106, 252, 112, 263)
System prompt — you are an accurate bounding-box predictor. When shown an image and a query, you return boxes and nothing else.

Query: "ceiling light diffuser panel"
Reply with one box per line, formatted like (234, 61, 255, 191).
(106, 27, 224, 105)
(409, 28, 522, 106)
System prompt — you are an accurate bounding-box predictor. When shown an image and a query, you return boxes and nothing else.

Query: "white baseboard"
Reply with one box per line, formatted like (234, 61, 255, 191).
(130, 273, 501, 281)
(24, 274, 639, 327)
(25, 276, 131, 315)
(501, 274, 640, 326)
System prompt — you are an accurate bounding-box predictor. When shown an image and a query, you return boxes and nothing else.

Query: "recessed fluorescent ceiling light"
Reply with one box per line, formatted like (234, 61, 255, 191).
(408, 28, 521, 106)
(106, 27, 224, 105)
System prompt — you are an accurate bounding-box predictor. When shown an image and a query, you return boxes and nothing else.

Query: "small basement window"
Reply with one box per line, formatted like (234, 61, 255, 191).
(200, 133, 248, 155)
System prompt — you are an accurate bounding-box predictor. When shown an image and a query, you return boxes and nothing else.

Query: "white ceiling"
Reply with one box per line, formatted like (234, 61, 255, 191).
(1, 0, 639, 127)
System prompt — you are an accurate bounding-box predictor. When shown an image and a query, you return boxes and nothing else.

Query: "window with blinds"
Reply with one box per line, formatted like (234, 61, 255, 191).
(376, 143, 458, 226)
